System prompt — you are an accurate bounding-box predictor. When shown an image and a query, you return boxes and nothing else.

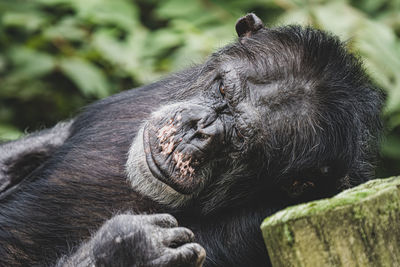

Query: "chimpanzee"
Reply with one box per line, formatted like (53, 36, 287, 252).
(0, 14, 383, 267)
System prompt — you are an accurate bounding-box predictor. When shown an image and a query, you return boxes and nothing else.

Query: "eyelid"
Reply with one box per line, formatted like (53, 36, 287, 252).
(219, 81, 226, 96)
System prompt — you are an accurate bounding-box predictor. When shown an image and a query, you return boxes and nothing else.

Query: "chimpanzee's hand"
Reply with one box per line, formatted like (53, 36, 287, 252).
(57, 214, 205, 267)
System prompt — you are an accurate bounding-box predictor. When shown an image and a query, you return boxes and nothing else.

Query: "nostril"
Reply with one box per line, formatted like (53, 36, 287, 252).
(190, 120, 199, 131)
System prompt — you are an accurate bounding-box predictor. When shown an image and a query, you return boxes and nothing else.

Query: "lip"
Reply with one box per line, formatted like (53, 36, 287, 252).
(143, 124, 192, 195)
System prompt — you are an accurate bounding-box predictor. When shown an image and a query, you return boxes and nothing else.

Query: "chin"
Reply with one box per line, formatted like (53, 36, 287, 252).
(126, 126, 195, 208)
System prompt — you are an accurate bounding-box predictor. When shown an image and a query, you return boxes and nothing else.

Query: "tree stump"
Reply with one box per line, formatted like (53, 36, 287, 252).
(261, 177, 400, 267)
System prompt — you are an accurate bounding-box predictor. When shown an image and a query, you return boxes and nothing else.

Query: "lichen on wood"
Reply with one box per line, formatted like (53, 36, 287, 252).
(261, 177, 400, 267)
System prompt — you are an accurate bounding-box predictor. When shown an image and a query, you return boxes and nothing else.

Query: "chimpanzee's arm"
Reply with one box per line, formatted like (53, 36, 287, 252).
(0, 120, 73, 194)
(56, 214, 205, 267)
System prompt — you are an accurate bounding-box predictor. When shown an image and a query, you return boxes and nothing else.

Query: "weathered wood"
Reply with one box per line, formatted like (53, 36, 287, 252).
(261, 177, 400, 267)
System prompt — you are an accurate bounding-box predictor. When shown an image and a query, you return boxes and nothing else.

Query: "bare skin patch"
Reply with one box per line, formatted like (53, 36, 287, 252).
(156, 116, 195, 179)
(157, 119, 177, 145)
(173, 152, 195, 179)
(157, 119, 177, 158)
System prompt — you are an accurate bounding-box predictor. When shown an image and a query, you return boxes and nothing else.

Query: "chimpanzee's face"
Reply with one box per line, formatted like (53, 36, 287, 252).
(142, 58, 267, 196)
(127, 46, 324, 210)
(126, 52, 271, 208)
(126, 14, 383, 212)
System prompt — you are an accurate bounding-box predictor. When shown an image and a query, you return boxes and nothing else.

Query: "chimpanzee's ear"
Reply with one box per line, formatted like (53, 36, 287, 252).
(235, 13, 264, 38)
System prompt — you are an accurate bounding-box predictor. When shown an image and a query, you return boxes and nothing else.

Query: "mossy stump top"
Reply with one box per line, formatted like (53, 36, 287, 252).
(261, 177, 400, 267)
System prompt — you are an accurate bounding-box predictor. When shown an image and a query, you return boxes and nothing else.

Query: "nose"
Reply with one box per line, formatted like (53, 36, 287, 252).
(191, 122, 214, 144)
(185, 109, 224, 150)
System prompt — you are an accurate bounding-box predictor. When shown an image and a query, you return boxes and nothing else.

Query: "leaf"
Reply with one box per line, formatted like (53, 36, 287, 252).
(351, 0, 388, 14)
(357, 22, 400, 114)
(278, 8, 313, 26)
(145, 29, 183, 53)
(91, 28, 155, 83)
(73, 0, 139, 30)
(0, 124, 23, 142)
(35, 0, 72, 5)
(0, 54, 6, 73)
(59, 57, 110, 98)
(8, 47, 55, 80)
(311, 2, 364, 38)
(156, 0, 202, 19)
(43, 17, 87, 41)
(381, 134, 400, 159)
(387, 113, 400, 129)
(2, 11, 46, 31)
(92, 29, 131, 67)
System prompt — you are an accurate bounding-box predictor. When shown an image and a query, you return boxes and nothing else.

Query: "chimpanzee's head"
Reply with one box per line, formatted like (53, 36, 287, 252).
(126, 14, 383, 213)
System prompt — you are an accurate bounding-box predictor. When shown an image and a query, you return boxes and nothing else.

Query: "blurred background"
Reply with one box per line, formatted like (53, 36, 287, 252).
(0, 0, 399, 176)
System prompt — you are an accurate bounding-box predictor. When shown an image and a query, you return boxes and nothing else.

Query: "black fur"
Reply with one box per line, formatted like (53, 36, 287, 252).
(0, 14, 383, 267)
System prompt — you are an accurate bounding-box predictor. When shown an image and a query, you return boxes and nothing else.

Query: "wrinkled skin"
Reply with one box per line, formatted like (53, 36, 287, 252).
(0, 14, 383, 267)
(144, 102, 232, 194)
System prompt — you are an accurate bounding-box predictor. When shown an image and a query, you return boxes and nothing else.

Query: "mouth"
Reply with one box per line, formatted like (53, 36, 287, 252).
(143, 124, 199, 195)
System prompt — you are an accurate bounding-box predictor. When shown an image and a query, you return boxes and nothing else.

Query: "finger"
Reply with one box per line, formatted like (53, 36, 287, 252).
(144, 213, 178, 228)
(150, 243, 206, 267)
(162, 227, 195, 247)
(174, 243, 206, 267)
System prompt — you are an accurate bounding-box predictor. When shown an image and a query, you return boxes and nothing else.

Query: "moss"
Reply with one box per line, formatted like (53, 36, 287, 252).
(283, 224, 294, 246)
(353, 205, 367, 220)
(261, 176, 400, 267)
(261, 177, 400, 227)
(382, 199, 399, 212)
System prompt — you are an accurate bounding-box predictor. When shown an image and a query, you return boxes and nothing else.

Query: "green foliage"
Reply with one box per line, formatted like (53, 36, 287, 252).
(0, 0, 399, 175)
